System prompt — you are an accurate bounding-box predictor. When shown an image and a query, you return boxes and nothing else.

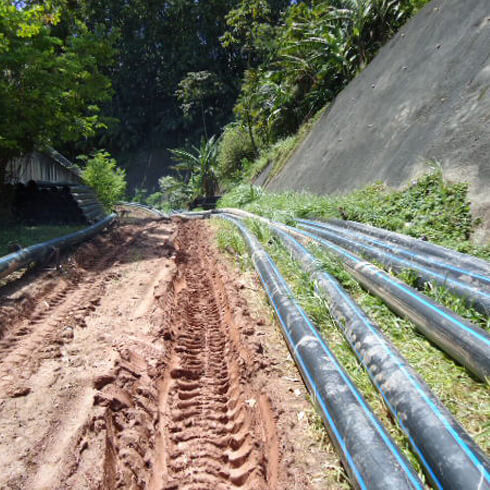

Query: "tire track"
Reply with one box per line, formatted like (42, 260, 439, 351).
(0, 224, 155, 398)
(1, 218, 325, 489)
(149, 223, 272, 489)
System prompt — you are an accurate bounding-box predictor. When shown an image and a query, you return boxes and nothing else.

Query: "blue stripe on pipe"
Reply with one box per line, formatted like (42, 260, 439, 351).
(261, 250, 423, 489)
(292, 225, 490, 348)
(299, 219, 490, 286)
(225, 216, 423, 488)
(251, 250, 369, 490)
(299, 222, 490, 302)
(280, 228, 489, 485)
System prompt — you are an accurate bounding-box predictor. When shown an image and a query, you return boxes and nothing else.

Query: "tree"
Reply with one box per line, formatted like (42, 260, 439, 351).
(176, 71, 224, 140)
(227, 0, 428, 145)
(83, 0, 244, 156)
(0, 1, 115, 188)
(170, 136, 219, 199)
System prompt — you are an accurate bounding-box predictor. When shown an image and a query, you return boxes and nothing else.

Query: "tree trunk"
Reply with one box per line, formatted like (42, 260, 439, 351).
(201, 101, 208, 140)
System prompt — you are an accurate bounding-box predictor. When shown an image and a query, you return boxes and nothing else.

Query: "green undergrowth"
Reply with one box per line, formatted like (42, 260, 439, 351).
(0, 224, 85, 257)
(213, 218, 490, 485)
(218, 168, 490, 260)
(243, 108, 326, 184)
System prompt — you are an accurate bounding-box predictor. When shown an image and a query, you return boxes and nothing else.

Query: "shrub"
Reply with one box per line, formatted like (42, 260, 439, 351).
(217, 124, 257, 182)
(146, 191, 164, 208)
(81, 151, 127, 211)
(132, 187, 148, 203)
(159, 176, 192, 209)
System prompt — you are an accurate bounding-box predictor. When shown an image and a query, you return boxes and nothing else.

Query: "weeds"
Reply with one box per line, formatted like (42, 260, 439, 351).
(219, 169, 490, 259)
(0, 224, 85, 257)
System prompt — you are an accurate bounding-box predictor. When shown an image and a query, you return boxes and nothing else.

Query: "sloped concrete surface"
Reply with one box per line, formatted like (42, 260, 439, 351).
(266, 0, 490, 239)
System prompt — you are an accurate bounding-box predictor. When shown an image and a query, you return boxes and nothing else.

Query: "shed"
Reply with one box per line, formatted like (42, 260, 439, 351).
(5, 149, 106, 224)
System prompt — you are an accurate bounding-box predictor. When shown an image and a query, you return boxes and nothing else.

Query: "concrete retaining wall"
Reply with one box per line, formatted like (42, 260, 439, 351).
(264, 0, 490, 240)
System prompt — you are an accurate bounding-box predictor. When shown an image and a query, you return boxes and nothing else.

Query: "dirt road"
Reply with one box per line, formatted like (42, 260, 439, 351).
(0, 217, 338, 489)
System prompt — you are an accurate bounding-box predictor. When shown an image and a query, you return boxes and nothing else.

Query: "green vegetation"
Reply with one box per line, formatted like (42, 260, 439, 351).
(0, 0, 432, 206)
(213, 164, 490, 478)
(214, 0, 430, 172)
(0, 224, 84, 257)
(81, 151, 127, 211)
(217, 124, 257, 186)
(0, 1, 115, 179)
(218, 169, 490, 258)
(112, 0, 429, 201)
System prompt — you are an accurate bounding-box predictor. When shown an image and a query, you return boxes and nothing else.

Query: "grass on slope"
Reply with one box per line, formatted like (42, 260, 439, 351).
(214, 170, 490, 484)
(218, 166, 490, 259)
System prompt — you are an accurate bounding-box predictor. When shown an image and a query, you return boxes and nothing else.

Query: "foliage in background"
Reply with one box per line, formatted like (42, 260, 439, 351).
(81, 151, 127, 211)
(217, 124, 258, 186)
(77, 0, 288, 157)
(158, 176, 193, 210)
(170, 136, 220, 199)
(218, 169, 490, 258)
(0, 1, 115, 176)
(176, 71, 226, 140)
(226, 0, 430, 147)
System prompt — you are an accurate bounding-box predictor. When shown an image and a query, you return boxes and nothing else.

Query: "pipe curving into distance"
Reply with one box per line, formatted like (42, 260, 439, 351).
(216, 214, 423, 490)
(267, 223, 490, 490)
(0, 214, 117, 280)
(215, 208, 490, 382)
(297, 220, 490, 315)
(328, 218, 490, 276)
(314, 219, 490, 290)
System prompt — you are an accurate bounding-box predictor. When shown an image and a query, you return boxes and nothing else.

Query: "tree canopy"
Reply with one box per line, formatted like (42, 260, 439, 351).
(0, 0, 114, 169)
(1, 0, 430, 199)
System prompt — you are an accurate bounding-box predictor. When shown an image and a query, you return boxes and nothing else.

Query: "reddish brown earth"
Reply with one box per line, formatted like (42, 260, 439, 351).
(0, 215, 341, 489)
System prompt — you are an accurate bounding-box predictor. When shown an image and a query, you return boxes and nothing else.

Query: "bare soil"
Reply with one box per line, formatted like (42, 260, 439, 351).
(0, 216, 340, 489)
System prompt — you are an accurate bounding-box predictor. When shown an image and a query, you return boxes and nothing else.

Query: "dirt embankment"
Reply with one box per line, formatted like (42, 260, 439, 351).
(0, 218, 339, 489)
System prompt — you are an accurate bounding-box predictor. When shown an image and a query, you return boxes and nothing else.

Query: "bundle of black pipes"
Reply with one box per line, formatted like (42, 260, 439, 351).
(297, 219, 490, 315)
(327, 218, 490, 278)
(289, 224, 490, 382)
(214, 209, 490, 381)
(264, 222, 490, 490)
(0, 214, 117, 279)
(216, 214, 424, 490)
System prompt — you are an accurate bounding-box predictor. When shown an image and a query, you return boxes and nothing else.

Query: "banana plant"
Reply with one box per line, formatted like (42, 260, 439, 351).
(169, 136, 219, 199)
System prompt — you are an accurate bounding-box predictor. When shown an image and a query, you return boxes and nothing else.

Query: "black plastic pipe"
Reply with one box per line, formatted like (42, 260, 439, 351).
(289, 224, 490, 382)
(300, 219, 490, 291)
(217, 214, 423, 490)
(171, 210, 212, 219)
(0, 214, 117, 279)
(298, 221, 490, 315)
(328, 218, 490, 276)
(118, 201, 169, 218)
(268, 223, 490, 490)
(215, 209, 490, 382)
